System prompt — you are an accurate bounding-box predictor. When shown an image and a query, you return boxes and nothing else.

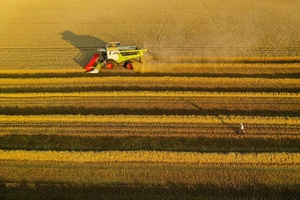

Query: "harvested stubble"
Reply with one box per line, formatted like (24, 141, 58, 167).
(1, 75, 299, 94)
(0, 115, 299, 152)
(0, 91, 299, 116)
(0, 62, 300, 77)
(0, 151, 299, 199)
(1, 0, 300, 198)
(1, 115, 299, 136)
(1, 114, 298, 125)
(1, 0, 299, 70)
(1, 150, 299, 164)
(0, 68, 299, 198)
(1, 134, 300, 153)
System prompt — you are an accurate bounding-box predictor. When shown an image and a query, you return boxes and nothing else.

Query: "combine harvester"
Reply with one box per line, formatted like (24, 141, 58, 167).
(85, 42, 150, 73)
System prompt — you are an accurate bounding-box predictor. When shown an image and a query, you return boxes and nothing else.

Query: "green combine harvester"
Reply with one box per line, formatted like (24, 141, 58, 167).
(85, 42, 150, 73)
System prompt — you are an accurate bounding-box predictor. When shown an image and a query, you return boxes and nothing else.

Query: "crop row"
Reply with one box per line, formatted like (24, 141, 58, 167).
(1, 62, 299, 77)
(1, 150, 299, 190)
(2, 47, 300, 70)
(152, 55, 300, 63)
(137, 59, 300, 75)
(1, 0, 299, 198)
(1, 134, 299, 152)
(2, 76, 299, 87)
(0, 92, 298, 116)
(1, 155, 299, 199)
(2, 122, 299, 138)
(1, 114, 299, 152)
(1, 63, 300, 78)
(1, 118, 299, 135)
(1, 79, 299, 94)
(1, 114, 298, 125)
(1, 150, 299, 164)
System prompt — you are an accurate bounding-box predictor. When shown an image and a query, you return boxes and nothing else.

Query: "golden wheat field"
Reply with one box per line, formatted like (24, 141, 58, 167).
(0, 0, 300, 199)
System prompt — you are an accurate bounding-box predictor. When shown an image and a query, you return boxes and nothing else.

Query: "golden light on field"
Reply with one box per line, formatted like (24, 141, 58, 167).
(0, 0, 299, 69)
(0, 0, 299, 199)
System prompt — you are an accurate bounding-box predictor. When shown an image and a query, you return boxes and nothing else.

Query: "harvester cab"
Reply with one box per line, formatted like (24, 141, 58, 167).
(85, 42, 150, 73)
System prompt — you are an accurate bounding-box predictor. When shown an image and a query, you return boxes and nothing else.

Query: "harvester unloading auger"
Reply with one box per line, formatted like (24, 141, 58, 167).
(85, 42, 150, 73)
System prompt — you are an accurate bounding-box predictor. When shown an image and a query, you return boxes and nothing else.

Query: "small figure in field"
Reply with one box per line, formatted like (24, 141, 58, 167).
(238, 123, 245, 134)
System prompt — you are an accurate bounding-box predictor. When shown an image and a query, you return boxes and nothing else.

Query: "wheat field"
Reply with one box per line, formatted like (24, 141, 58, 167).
(0, 0, 299, 199)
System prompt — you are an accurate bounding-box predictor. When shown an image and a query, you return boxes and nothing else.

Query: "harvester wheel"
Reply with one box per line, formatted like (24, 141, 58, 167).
(106, 61, 114, 69)
(124, 62, 133, 69)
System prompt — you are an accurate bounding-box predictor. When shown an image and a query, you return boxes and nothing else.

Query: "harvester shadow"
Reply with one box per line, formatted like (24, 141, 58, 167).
(60, 30, 106, 68)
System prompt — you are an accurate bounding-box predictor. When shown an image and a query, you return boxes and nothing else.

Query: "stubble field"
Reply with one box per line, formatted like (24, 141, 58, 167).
(0, 0, 300, 199)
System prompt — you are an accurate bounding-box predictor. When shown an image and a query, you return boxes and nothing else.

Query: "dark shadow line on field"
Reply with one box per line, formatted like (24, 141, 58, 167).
(1, 181, 299, 199)
(0, 106, 299, 117)
(182, 98, 202, 110)
(1, 134, 300, 153)
(1, 72, 299, 79)
(60, 30, 106, 68)
(181, 98, 239, 133)
(1, 87, 299, 93)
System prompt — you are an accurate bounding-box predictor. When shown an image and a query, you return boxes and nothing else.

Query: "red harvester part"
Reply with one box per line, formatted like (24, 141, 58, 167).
(106, 62, 114, 69)
(125, 62, 133, 69)
(85, 54, 99, 71)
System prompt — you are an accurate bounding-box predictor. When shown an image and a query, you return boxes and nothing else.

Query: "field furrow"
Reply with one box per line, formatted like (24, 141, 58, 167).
(1, 76, 299, 92)
(2, 121, 299, 137)
(0, 151, 299, 199)
(0, 62, 300, 76)
(0, 92, 298, 116)
(1, 69, 299, 197)
(0, 115, 299, 153)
